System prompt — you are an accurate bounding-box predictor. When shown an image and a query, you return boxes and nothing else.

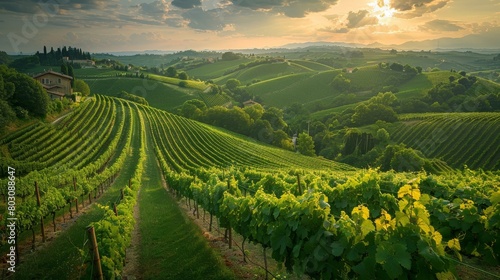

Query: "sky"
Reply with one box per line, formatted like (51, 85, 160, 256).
(0, 0, 499, 53)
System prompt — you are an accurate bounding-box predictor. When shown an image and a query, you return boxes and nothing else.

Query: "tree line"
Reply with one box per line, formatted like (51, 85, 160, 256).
(35, 46, 91, 66)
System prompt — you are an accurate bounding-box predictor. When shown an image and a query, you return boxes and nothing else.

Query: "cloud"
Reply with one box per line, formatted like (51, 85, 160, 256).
(172, 0, 201, 9)
(392, 0, 450, 18)
(320, 27, 349, 33)
(182, 7, 227, 30)
(64, 31, 79, 41)
(229, 0, 284, 10)
(134, 0, 170, 21)
(63, 0, 120, 10)
(391, 0, 434, 11)
(129, 32, 166, 43)
(0, 0, 42, 14)
(229, 0, 339, 18)
(0, 0, 119, 14)
(420, 19, 463, 32)
(346, 10, 378, 28)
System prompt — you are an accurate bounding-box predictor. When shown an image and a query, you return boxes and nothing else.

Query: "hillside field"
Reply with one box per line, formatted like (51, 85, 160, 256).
(1, 95, 499, 279)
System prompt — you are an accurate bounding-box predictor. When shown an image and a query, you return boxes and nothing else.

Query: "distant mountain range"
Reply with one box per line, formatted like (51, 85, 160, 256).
(282, 28, 500, 53)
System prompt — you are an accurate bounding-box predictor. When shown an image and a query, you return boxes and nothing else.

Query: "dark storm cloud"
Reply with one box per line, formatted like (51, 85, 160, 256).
(346, 10, 378, 29)
(171, 0, 201, 9)
(420, 19, 464, 32)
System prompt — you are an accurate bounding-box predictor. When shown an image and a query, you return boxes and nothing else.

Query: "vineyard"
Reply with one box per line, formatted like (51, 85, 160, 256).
(1, 95, 499, 279)
(392, 113, 500, 170)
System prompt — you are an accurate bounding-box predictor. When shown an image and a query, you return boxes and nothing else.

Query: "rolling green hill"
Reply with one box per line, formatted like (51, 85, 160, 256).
(391, 113, 500, 170)
(289, 60, 334, 71)
(246, 70, 339, 107)
(2, 95, 499, 279)
(186, 58, 254, 80)
(214, 61, 311, 85)
(85, 77, 197, 111)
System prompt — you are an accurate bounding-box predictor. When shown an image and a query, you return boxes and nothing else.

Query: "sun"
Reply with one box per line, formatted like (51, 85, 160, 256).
(370, 0, 396, 23)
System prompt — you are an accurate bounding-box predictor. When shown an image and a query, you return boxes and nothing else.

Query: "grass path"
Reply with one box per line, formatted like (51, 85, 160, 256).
(136, 116, 235, 280)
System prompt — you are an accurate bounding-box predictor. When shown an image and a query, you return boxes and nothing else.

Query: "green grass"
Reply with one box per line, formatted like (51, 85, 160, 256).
(310, 103, 356, 120)
(289, 60, 334, 71)
(85, 77, 196, 111)
(74, 68, 123, 77)
(246, 70, 339, 107)
(246, 72, 314, 95)
(137, 122, 235, 280)
(214, 62, 310, 86)
(187, 58, 254, 80)
(148, 74, 208, 90)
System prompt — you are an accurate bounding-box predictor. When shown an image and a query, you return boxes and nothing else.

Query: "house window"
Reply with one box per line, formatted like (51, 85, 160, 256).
(58, 78, 61, 84)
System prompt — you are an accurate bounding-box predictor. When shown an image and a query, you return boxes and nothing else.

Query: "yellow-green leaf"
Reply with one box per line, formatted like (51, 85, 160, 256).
(447, 238, 461, 251)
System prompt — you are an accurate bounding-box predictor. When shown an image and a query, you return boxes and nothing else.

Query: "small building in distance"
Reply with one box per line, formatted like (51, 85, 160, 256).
(62, 56, 95, 68)
(33, 70, 73, 100)
(243, 99, 260, 107)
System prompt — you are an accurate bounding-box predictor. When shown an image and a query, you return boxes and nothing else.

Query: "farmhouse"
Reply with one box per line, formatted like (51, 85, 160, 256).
(243, 99, 260, 107)
(33, 70, 73, 100)
(62, 56, 95, 67)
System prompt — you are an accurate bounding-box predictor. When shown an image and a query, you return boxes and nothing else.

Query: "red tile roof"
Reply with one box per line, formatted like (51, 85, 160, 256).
(33, 70, 73, 80)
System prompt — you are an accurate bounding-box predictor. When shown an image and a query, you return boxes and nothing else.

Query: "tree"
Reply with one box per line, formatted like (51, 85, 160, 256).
(225, 78, 241, 91)
(67, 64, 75, 87)
(222, 52, 240, 61)
(389, 62, 404, 72)
(166, 66, 177, 77)
(9, 55, 40, 71)
(250, 119, 274, 143)
(8, 72, 50, 118)
(244, 103, 264, 121)
(331, 74, 350, 92)
(272, 130, 293, 150)
(180, 99, 206, 119)
(351, 103, 398, 126)
(370, 92, 397, 106)
(178, 72, 188, 80)
(376, 128, 390, 143)
(61, 63, 68, 75)
(0, 51, 10, 65)
(390, 148, 426, 172)
(74, 79, 90, 96)
(449, 76, 456, 83)
(403, 64, 417, 76)
(297, 132, 315, 156)
(0, 99, 15, 133)
(262, 107, 286, 130)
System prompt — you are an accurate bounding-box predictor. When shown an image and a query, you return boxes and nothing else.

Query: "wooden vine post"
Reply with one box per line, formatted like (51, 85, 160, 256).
(73, 177, 79, 213)
(228, 225, 232, 249)
(297, 174, 302, 195)
(35, 181, 45, 243)
(87, 226, 104, 280)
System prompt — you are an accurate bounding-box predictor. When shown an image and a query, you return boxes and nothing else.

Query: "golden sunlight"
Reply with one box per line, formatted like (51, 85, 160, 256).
(370, 0, 396, 23)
